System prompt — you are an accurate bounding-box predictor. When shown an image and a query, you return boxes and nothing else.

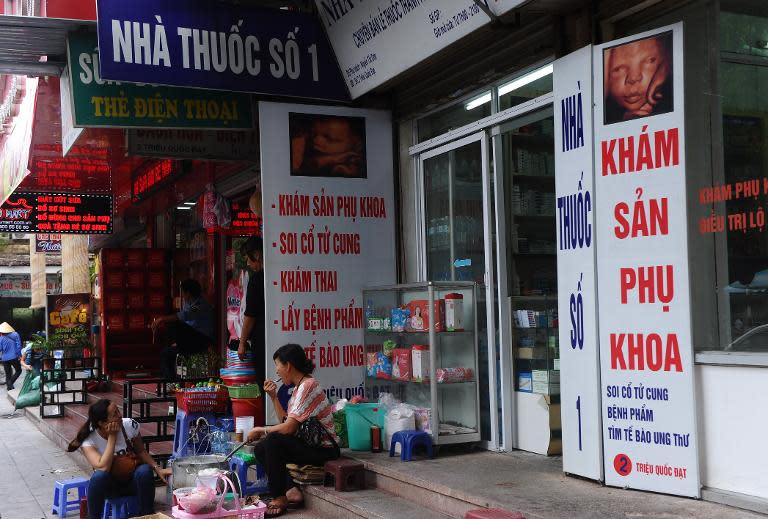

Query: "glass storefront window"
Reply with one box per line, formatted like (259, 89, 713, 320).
(417, 91, 492, 142)
(498, 65, 553, 111)
(712, 1, 768, 352)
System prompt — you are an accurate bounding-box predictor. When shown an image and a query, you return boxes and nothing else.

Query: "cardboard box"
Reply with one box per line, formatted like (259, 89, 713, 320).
(518, 371, 532, 392)
(406, 299, 445, 332)
(516, 347, 546, 359)
(412, 345, 430, 382)
(391, 348, 412, 381)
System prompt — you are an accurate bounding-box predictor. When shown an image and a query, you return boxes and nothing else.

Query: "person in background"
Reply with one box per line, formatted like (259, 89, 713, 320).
(247, 344, 340, 517)
(151, 279, 214, 380)
(238, 236, 265, 381)
(67, 399, 171, 519)
(20, 330, 45, 374)
(0, 322, 22, 390)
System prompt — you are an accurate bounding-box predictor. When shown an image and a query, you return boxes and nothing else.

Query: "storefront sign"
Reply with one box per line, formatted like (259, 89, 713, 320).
(96, 0, 347, 101)
(554, 45, 603, 481)
(47, 293, 91, 348)
(316, 0, 521, 99)
(0, 78, 38, 206)
(260, 102, 396, 418)
(126, 129, 259, 161)
(0, 274, 60, 298)
(28, 143, 112, 194)
(0, 192, 113, 234)
(67, 32, 254, 130)
(228, 199, 262, 235)
(36, 233, 63, 253)
(594, 24, 700, 497)
(131, 160, 184, 202)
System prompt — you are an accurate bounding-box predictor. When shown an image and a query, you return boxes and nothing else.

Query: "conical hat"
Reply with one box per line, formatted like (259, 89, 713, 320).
(0, 322, 15, 334)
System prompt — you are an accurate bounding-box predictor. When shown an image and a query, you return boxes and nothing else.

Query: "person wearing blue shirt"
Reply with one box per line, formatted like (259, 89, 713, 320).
(0, 322, 22, 390)
(151, 279, 214, 380)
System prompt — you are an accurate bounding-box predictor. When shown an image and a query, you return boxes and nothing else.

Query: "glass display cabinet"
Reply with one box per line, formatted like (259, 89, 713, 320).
(362, 281, 481, 445)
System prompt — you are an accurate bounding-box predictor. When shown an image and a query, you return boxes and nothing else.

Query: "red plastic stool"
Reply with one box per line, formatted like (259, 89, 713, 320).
(466, 509, 526, 519)
(323, 458, 366, 492)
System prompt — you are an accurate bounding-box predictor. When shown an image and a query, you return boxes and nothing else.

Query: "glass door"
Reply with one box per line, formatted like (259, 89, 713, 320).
(419, 132, 499, 447)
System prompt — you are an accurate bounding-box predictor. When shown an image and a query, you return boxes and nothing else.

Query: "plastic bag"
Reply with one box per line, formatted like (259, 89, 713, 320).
(377, 392, 398, 413)
(385, 403, 415, 452)
(15, 371, 41, 409)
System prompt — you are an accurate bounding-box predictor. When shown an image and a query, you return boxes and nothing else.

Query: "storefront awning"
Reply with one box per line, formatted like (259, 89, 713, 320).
(0, 15, 93, 76)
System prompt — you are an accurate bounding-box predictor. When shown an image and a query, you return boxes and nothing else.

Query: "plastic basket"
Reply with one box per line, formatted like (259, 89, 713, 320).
(226, 384, 262, 399)
(176, 389, 228, 413)
(171, 474, 266, 519)
(345, 403, 383, 451)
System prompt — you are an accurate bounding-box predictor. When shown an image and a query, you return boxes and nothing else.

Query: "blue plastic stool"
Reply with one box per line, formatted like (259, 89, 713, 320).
(389, 430, 434, 461)
(102, 495, 138, 519)
(173, 408, 216, 457)
(229, 455, 268, 495)
(52, 476, 88, 517)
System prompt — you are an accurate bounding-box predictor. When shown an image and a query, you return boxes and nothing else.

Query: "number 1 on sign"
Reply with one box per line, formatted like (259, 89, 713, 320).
(576, 396, 582, 451)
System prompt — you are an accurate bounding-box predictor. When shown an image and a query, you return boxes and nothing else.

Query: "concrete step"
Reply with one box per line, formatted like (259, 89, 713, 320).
(304, 485, 455, 519)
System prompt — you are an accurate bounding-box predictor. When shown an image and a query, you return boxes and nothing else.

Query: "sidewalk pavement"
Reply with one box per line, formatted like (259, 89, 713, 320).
(0, 390, 88, 519)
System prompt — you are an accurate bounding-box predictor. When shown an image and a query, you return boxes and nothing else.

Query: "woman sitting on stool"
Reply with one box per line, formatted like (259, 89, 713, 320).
(67, 399, 172, 519)
(247, 344, 341, 517)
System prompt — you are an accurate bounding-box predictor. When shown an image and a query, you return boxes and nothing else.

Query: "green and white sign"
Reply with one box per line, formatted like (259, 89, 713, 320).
(66, 32, 254, 129)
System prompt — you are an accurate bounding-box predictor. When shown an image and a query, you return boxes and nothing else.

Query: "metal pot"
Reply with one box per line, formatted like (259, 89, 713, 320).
(170, 455, 229, 490)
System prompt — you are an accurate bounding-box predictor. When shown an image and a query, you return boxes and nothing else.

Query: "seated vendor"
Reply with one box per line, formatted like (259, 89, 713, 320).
(151, 279, 214, 380)
(247, 344, 341, 517)
(67, 399, 172, 519)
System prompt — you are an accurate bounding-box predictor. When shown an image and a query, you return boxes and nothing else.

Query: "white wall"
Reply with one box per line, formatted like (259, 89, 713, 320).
(697, 364, 768, 498)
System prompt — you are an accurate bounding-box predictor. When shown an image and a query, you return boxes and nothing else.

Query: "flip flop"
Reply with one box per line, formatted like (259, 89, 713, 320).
(287, 499, 305, 509)
(265, 501, 287, 518)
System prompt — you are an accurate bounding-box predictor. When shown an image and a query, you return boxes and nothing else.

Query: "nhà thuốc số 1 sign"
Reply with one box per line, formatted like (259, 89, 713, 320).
(67, 31, 254, 129)
(95, 0, 347, 101)
(0, 192, 113, 234)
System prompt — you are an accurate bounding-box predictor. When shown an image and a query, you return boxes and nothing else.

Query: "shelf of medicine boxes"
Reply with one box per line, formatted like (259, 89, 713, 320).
(511, 297, 559, 399)
(362, 281, 481, 445)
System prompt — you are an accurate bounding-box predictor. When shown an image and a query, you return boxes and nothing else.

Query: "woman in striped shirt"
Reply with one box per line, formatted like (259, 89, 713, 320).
(248, 343, 340, 517)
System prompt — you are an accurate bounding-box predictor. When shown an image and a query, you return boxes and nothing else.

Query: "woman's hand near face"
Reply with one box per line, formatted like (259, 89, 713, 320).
(263, 379, 278, 399)
(106, 420, 121, 437)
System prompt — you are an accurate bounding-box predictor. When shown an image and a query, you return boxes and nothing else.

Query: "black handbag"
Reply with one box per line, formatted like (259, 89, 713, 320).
(296, 417, 340, 453)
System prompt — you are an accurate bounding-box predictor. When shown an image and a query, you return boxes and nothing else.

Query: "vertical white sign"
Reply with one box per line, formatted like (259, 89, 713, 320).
(554, 45, 603, 481)
(59, 66, 83, 157)
(594, 24, 700, 497)
(259, 102, 396, 413)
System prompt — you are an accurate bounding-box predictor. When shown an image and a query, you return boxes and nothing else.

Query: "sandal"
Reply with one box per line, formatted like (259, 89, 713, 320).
(265, 500, 288, 518)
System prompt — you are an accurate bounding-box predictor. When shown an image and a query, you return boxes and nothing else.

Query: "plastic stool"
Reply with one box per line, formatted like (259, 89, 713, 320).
(51, 476, 89, 517)
(229, 455, 264, 495)
(389, 430, 434, 461)
(323, 458, 366, 491)
(173, 408, 216, 457)
(466, 509, 526, 519)
(102, 496, 138, 519)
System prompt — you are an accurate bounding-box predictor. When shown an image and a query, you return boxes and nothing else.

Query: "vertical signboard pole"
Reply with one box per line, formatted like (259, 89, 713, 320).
(593, 23, 700, 497)
(555, 45, 604, 480)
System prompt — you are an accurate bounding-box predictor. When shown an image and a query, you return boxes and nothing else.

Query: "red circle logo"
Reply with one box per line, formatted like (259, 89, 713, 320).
(613, 453, 632, 476)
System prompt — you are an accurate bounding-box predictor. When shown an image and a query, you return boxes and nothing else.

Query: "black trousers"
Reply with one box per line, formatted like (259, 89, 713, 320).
(253, 432, 339, 497)
(160, 321, 211, 379)
(1, 359, 21, 389)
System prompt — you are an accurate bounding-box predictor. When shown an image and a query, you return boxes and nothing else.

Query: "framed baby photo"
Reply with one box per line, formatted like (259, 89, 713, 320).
(602, 31, 674, 125)
(288, 112, 368, 178)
